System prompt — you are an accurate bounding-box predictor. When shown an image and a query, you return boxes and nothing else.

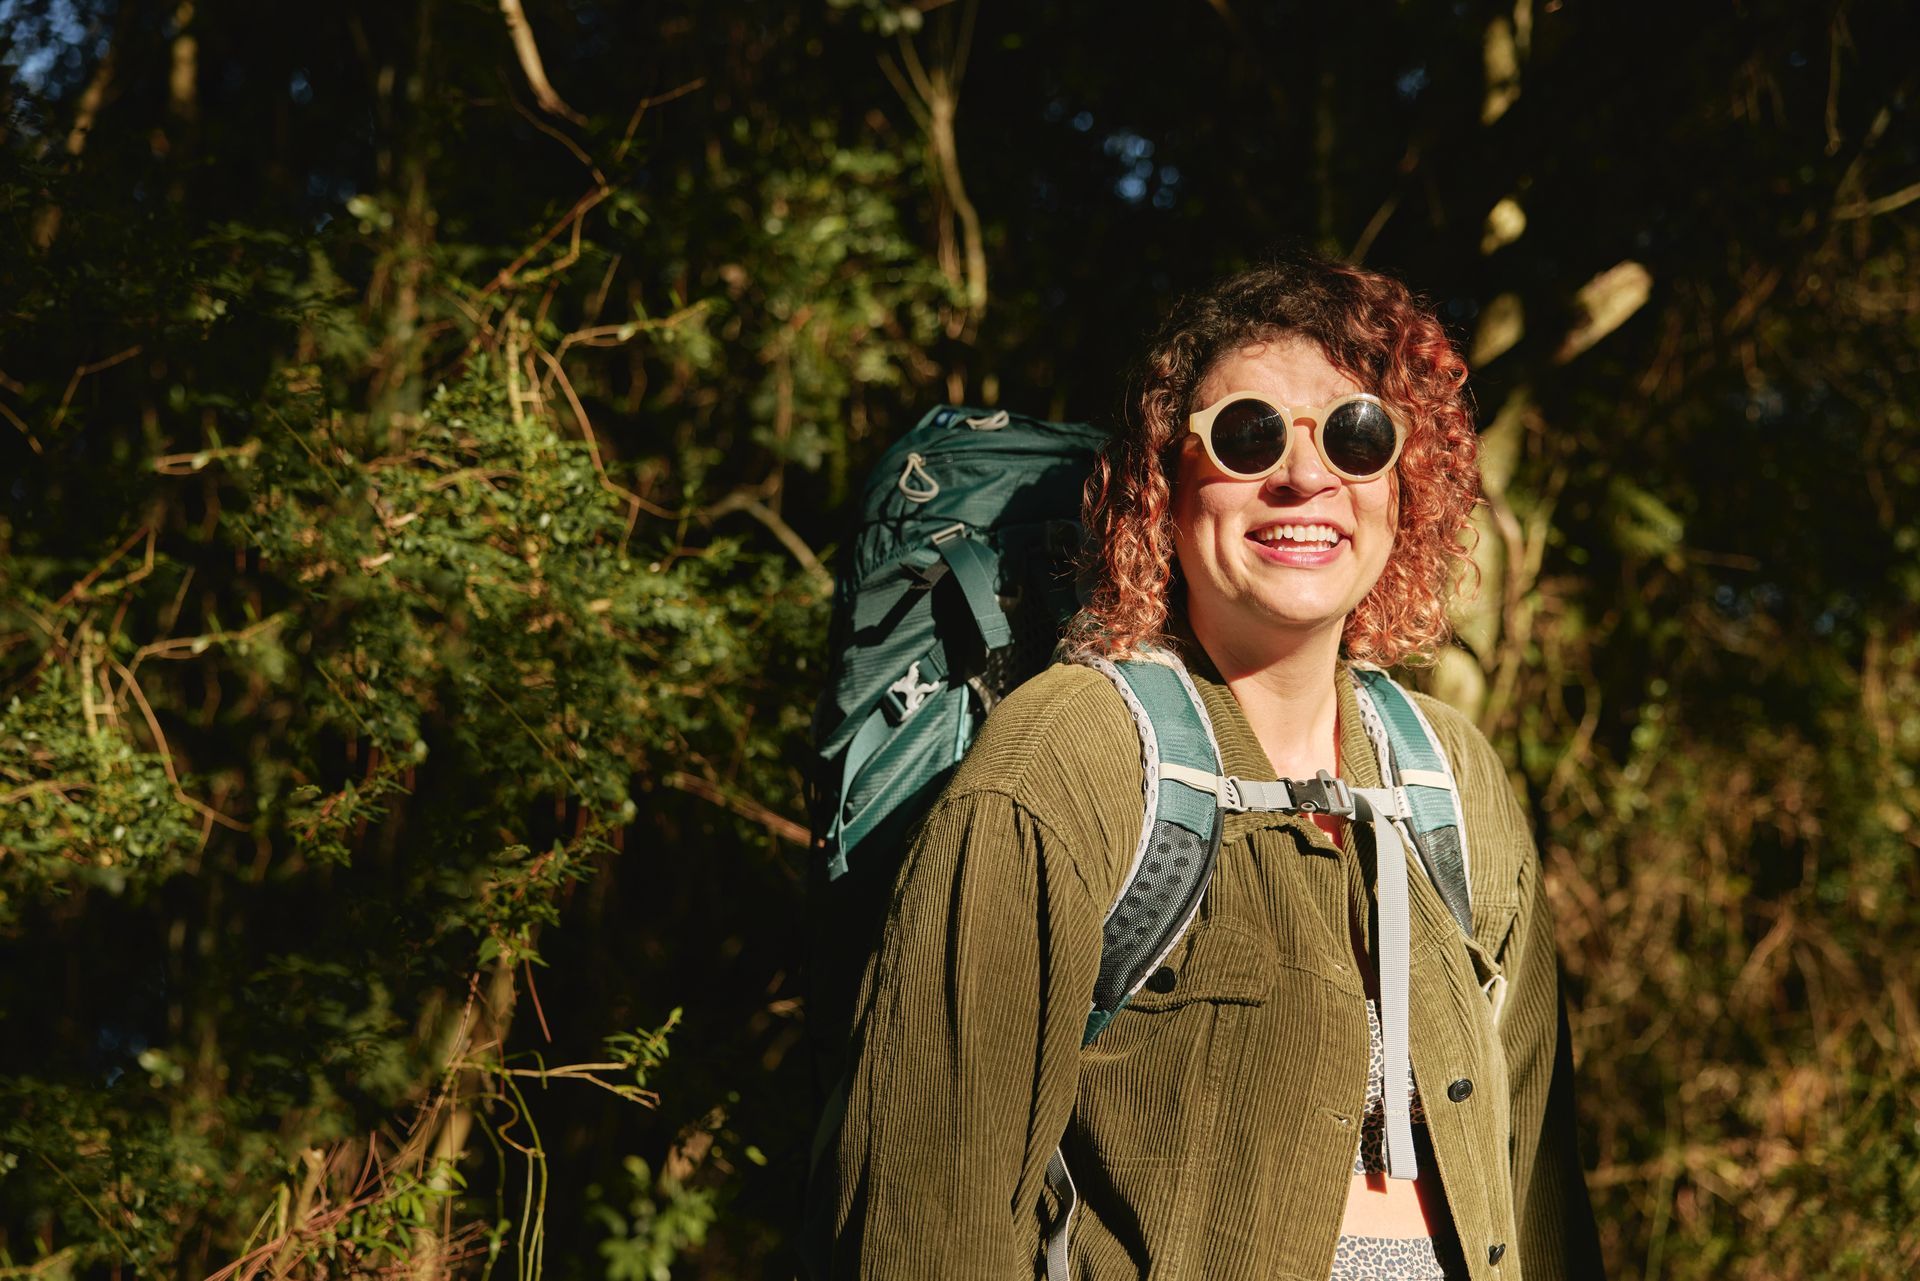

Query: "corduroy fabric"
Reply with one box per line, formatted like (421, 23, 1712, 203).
(803, 656, 1602, 1281)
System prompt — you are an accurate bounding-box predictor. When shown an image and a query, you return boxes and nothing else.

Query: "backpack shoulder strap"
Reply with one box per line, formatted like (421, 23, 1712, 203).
(1349, 668, 1474, 936)
(1072, 648, 1224, 1045)
(1042, 648, 1224, 1281)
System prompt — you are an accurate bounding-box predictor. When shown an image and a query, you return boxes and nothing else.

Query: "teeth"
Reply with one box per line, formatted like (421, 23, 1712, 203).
(1253, 523, 1340, 546)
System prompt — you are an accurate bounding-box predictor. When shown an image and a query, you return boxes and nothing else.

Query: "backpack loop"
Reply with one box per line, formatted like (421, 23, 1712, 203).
(896, 452, 940, 502)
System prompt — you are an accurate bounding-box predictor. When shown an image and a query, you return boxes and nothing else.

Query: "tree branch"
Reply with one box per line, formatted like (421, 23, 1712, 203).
(663, 771, 809, 845)
(497, 0, 585, 123)
(1834, 179, 1920, 220)
(703, 488, 833, 593)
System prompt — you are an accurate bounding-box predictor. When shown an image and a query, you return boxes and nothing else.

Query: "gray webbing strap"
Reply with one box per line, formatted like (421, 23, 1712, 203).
(1044, 1146, 1077, 1281)
(1167, 761, 1420, 1178)
(1158, 762, 1299, 814)
(1356, 787, 1418, 1181)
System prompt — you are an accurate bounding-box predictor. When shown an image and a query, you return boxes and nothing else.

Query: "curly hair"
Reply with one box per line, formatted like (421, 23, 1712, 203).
(1073, 252, 1480, 667)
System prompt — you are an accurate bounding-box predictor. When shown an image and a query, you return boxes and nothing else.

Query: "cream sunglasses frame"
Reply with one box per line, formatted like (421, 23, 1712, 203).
(1186, 390, 1406, 483)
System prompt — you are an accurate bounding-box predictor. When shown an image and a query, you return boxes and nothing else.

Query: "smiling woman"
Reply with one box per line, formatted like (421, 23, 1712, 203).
(1174, 340, 1403, 666)
(806, 253, 1601, 1281)
(1081, 258, 1482, 673)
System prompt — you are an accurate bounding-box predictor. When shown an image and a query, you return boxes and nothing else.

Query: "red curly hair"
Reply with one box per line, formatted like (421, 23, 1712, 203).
(1073, 253, 1480, 667)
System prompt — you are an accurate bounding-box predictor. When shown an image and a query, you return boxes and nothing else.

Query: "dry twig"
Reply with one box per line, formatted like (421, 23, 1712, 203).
(663, 770, 809, 845)
(48, 345, 142, 435)
(497, 0, 585, 123)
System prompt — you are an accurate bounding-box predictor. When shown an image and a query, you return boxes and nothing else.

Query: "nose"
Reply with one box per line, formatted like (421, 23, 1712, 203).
(1263, 419, 1338, 496)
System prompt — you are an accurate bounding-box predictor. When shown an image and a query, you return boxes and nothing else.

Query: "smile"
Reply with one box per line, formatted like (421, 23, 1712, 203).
(1245, 521, 1348, 567)
(1248, 522, 1343, 550)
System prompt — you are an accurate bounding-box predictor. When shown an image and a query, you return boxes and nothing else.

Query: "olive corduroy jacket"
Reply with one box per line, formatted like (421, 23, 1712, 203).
(804, 657, 1602, 1280)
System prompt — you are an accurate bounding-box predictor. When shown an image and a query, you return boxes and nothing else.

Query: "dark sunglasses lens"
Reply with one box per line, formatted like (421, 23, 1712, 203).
(1211, 399, 1288, 475)
(1322, 400, 1399, 477)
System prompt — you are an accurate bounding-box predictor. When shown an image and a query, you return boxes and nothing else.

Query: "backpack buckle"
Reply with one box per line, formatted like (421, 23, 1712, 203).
(884, 661, 942, 721)
(1289, 770, 1357, 818)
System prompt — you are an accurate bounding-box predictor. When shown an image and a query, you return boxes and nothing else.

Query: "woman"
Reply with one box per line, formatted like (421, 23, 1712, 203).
(805, 255, 1601, 1279)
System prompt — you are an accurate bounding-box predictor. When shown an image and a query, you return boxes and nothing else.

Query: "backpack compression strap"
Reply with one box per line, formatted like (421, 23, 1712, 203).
(819, 525, 1013, 874)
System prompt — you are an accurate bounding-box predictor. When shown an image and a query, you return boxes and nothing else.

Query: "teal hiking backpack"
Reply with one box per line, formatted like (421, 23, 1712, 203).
(806, 404, 1477, 1274)
(807, 404, 1106, 1076)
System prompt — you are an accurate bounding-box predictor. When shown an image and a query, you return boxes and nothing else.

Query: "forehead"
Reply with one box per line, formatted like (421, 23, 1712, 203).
(1194, 338, 1366, 408)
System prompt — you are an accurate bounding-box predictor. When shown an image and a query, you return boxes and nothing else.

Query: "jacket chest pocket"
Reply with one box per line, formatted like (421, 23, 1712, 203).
(1071, 919, 1273, 1171)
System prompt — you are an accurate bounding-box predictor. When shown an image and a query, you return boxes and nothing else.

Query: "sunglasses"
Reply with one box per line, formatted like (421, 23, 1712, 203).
(1186, 391, 1405, 483)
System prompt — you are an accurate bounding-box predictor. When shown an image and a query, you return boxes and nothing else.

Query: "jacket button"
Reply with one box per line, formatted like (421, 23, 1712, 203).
(1145, 966, 1177, 994)
(1446, 1078, 1474, 1103)
(1488, 1243, 1507, 1265)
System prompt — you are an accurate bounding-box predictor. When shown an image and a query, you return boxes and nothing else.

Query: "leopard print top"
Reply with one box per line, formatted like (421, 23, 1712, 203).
(1328, 999, 1461, 1280)
(1329, 1234, 1455, 1280)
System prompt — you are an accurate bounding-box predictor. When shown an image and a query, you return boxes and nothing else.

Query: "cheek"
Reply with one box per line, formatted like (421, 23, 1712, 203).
(1167, 452, 1223, 545)
(1173, 459, 1254, 533)
(1358, 478, 1398, 546)
(1168, 459, 1245, 584)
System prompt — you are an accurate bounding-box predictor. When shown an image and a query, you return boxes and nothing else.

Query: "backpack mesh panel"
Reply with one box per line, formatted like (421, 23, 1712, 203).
(1090, 819, 1217, 1016)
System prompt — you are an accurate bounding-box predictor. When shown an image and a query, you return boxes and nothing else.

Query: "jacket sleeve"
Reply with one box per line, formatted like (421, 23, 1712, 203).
(1499, 814, 1607, 1279)
(802, 786, 1108, 1280)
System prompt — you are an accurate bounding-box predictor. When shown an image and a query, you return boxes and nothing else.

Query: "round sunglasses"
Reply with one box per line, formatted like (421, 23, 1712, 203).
(1186, 391, 1405, 483)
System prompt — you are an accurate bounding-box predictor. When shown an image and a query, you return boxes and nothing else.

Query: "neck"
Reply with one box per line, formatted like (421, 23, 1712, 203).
(1191, 616, 1345, 780)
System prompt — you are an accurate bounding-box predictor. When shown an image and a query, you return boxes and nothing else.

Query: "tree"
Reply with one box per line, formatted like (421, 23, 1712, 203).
(2, 1, 1916, 1276)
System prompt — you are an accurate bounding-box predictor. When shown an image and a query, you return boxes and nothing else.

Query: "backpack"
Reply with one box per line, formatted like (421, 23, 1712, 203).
(806, 404, 1476, 1274)
(807, 404, 1106, 1083)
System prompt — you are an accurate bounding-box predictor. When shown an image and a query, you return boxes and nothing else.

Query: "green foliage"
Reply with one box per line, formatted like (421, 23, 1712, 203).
(587, 1158, 717, 1281)
(1, 1076, 223, 1272)
(0, 669, 204, 921)
(3, 0, 1918, 1277)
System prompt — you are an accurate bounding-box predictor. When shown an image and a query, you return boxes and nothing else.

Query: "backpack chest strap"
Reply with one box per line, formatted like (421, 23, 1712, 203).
(1159, 762, 1424, 1183)
(1160, 762, 1365, 818)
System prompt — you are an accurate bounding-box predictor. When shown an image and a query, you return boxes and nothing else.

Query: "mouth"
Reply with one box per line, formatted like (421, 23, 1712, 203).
(1246, 520, 1347, 564)
(1248, 521, 1345, 549)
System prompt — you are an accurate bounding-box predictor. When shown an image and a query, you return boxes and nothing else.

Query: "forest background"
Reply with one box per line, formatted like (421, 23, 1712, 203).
(3, 0, 1918, 1277)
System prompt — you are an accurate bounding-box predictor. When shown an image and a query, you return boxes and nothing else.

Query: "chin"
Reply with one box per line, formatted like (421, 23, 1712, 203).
(1246, 597, 1354, 635)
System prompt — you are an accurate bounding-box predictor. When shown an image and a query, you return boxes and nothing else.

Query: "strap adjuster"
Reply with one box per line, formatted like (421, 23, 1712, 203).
(1214, 775, 1298, 814)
